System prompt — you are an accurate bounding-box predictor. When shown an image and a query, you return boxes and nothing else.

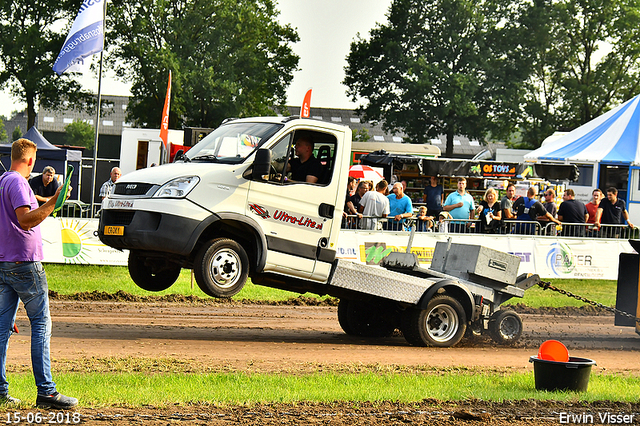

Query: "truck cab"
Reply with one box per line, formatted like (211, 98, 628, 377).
(98, 117, 351, 297)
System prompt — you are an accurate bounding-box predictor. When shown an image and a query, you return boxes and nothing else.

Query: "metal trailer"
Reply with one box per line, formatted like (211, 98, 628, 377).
(254, 240, 541, 348)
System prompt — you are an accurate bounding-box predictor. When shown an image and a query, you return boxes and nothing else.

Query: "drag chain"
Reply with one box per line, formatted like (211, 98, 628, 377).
(538, 281, 640, 324)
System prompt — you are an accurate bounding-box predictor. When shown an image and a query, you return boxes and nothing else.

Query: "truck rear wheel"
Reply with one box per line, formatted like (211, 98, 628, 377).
(337, 299, 355, 335)
(488, 310, 522, 345)
(401, 295, 466, 347)
(194, 238, 249, 298)
(128, 251, 181, 292)
(337, 299, 396, 337)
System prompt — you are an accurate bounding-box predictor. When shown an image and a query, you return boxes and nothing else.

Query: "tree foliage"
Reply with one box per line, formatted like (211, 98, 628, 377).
(515, 0, 640, 148)
(345, 0, 640, 153)
(352, 128, 371, 142)
(0, 118, 7, 143)
(344, 0, 526, 157)
(65, 120, 94, 149)
(0, 0, 87, 129)
(107, 0, 299, 129)
(12, 126, 21, 142)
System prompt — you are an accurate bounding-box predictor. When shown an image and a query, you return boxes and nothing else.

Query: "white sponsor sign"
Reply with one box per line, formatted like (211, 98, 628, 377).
(335, 231, 634, 280)
(42, 217, 128, 265)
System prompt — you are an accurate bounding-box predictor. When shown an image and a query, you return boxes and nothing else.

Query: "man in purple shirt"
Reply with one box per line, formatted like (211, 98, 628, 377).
(0, 138, 77, 409)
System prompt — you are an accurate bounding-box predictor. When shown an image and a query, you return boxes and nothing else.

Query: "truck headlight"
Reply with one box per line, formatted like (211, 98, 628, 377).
(153, 176, 200, 198)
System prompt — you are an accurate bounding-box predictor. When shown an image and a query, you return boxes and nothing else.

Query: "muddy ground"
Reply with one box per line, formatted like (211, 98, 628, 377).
(1, 296, 638, 425)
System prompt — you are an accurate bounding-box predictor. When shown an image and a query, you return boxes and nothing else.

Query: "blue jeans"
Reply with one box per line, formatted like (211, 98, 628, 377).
(0, 262, 56, 395)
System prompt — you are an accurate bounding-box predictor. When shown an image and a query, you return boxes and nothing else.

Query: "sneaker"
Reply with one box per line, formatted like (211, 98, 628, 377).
(36, 392, 78, 409)
(0, 394, 20, 404)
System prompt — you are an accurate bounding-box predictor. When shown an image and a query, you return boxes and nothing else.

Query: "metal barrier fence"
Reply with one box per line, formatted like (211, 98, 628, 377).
(342, 215, 636, 239)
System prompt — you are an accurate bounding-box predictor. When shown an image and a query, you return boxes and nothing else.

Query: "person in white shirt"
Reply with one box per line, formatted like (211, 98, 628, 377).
(359, 180, 390, 230)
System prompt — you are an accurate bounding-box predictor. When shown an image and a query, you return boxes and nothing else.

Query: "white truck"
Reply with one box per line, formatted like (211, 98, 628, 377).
(98, 116, 539, 347)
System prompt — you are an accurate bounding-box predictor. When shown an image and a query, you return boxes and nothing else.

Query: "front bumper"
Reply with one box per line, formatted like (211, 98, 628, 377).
(98, 209, 204, 256)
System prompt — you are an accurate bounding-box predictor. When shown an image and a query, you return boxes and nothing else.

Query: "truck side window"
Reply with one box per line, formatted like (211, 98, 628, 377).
(268, 134, 292, 184)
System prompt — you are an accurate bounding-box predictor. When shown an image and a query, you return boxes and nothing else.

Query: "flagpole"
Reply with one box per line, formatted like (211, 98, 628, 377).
(89, 0, 107, 215)
(90, 52, 103, 215)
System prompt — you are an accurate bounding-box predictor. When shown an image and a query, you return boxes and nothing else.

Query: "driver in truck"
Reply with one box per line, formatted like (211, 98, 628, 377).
(289, 136, 323, 183)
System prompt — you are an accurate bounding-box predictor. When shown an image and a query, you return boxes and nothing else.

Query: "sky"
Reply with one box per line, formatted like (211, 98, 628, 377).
(0, 0, 393, 119)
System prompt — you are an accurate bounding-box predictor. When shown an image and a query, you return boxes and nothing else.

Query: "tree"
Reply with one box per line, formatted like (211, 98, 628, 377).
(12, 126, 21, 142)
(107, 0, 299, 129)
(65, 120, 94, 149)
(515, 0, 640, 148)
(0, 117, 7, 143)
(344, 0, 527, 157)
(0, 0, 88, 129)
(352, 128, 371, 142)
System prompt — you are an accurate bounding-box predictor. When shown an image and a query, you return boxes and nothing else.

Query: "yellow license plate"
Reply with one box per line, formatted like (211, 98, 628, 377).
(104, 225, 124, 236)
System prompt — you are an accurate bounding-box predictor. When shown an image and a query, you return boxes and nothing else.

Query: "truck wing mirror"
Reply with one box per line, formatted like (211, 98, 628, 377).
(252, 148, 272, 180)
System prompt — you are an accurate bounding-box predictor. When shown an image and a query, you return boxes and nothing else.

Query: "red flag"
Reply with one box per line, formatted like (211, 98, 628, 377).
(159, 70, 172, 149)
(300, 88, 312, 118)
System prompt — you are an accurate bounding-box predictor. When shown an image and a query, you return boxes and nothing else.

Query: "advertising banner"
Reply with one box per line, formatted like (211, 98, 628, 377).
(42, 217, 128, 265)
(40, 218, 633, 279)
(335, 231, 632, 280)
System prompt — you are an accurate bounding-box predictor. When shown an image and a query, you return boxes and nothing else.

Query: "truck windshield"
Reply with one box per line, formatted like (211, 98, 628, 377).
(185, 122, 283, 164)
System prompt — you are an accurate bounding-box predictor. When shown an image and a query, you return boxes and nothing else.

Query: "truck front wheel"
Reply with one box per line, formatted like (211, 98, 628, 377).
(194, 238, 249, 298)
(128, 251, 181, 292)
(401, 295, 467, 347)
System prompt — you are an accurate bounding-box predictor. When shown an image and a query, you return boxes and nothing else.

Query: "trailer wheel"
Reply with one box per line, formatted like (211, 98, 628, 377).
(488, 310, 522, 345)
(194, 238, 249, 298)
(128, 251, 181, 292)
(401, 295, 466, 347)
(337, 299, 396, 337)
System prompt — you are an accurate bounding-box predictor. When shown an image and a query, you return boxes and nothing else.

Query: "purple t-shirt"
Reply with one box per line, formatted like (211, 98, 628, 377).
(0, 171, 43, 262)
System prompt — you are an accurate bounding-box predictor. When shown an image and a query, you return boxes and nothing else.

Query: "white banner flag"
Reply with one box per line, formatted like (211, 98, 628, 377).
(52, 0, 105, 75)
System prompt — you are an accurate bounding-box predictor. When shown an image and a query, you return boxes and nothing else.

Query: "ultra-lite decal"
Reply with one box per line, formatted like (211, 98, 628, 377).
(249, 203, 323, 231)
(272, 210, 323, 230)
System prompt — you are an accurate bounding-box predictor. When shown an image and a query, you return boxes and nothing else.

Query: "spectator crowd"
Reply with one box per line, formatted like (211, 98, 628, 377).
(342, 176, 635, 238)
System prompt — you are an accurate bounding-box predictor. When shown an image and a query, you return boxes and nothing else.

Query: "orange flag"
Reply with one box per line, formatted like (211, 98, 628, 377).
(159, 70, 172, 149)
(300, 88, 312, 118)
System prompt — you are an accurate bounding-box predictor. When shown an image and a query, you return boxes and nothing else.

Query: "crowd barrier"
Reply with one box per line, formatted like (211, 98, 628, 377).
(342, 215, 636, 239)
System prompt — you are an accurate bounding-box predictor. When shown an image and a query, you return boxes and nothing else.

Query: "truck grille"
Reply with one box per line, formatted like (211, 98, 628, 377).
(113, 183, 154, 196)
(110, 211, 135, 226)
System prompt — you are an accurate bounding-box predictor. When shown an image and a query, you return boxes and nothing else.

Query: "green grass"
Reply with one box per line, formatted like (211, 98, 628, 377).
(3, 371, 639, 407)
(512, 278, 617, 308)
(45, 264, 619, 309)
(44, 264, 318, 301)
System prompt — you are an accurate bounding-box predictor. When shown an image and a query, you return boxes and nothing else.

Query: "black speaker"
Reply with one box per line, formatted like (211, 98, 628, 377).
(615, 252, 639, 327)
(184, 127, 214, 147)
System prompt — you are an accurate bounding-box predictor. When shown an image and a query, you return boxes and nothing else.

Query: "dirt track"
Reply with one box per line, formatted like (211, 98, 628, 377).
(10, 301, 637, 373)
(4, 301, 640, 424)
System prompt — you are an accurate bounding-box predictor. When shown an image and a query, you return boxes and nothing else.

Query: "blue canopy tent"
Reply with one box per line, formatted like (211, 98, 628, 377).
(524, 94, 640, 223)
(0, 127, 81, 200)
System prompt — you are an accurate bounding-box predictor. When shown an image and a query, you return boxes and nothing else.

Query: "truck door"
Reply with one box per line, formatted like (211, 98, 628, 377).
(247, 128, 343, 280)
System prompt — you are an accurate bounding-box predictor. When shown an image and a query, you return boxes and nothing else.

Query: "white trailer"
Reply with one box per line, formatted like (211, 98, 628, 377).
(119, 128, 185, 176)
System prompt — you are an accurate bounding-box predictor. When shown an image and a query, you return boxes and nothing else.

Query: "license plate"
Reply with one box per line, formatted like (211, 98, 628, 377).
(104, 225, 124, 236)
